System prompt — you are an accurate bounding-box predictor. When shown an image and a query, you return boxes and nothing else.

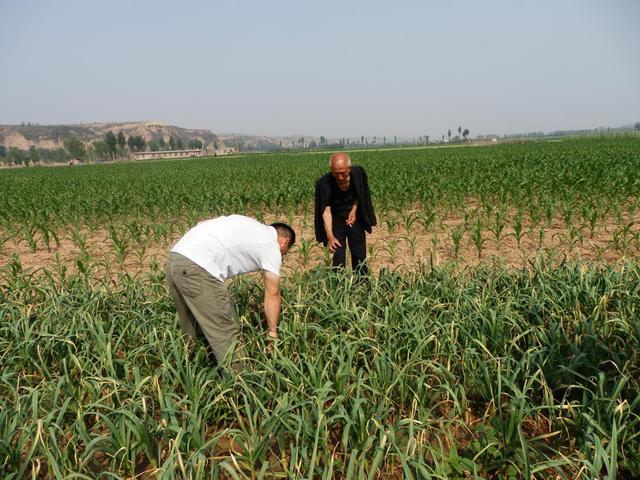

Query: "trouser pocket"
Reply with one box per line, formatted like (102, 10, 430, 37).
(176, 262, 204, 298)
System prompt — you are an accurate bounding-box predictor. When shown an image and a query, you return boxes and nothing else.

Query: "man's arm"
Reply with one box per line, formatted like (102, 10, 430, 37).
(360, 166, 377, 227)
(322, 206, 342, 253)
(315, 176, 329, 243)
(263, 271, 281, 339)
(346, 200, 358, 226)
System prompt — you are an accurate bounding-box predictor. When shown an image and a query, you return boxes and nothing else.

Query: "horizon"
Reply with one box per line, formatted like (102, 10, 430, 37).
(1, 0, 639, 139)
(1, 118, 634, 142)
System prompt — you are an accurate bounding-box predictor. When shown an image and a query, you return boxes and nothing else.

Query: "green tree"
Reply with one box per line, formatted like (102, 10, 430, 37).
(92, 140, 110, 160)
(123, 135, 146, 153)
(0, 145, 6, 158)
(189, 138, 203, 149)
(117, 131, 126, 149)
(63, 136, 86, 159)
(447, 129, 452, 142)
(462, 128, 470, 140)
(28, 145, 40, 164)
(7, 147, 24, 166)
(105, 131, 117, 156)
(175, 137, 184, 150)
(135, 136, 146, 151)
(169, 136, 176, 150)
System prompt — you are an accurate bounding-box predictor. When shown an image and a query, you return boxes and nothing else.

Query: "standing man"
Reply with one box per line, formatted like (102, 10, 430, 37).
(165, 215, 295, 367)
(314, 152, 376, 274)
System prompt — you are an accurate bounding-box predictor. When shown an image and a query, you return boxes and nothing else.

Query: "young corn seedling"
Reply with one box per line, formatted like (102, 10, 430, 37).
(449, 225, 464, 259)
(402, 233, 419, 257)
(401, 210, 419, 232)
(491, 209, 507, 247)
(367, 244, 379, 263)
(383, 238, 400, 263)
(108, 225, 130, 264)
(385, 216, 398, 234)
(612, 222, 634, 255)
(471, 218, 486, 258)
(299, 237, 316, 264)
(419, 209, 437, 233)
(511, 212, 525, 250)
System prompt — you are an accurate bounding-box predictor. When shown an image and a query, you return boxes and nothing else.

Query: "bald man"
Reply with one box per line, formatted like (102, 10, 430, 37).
(314, 152, 377, 274)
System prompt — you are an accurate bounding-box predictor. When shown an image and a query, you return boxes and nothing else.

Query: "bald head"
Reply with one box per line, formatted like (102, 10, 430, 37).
(330, 152, 352, 189)
(329, 152, 351, 169)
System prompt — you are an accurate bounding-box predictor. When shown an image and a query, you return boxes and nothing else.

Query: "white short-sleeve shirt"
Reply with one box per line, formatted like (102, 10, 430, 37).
(171, 215, 281, 281)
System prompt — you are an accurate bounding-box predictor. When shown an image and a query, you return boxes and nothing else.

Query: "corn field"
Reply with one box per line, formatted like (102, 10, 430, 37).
(1, 137, 639, 478)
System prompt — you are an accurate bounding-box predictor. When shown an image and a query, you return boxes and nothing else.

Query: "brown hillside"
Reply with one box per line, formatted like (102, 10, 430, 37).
(0, 121, 220, 150)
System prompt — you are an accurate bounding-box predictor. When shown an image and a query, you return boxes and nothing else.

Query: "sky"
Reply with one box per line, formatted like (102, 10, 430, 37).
(1, 0, 639, 138)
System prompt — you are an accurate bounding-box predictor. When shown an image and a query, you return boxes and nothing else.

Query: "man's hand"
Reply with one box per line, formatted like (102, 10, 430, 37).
(346, 201, 358, 227)
(327, 234, 342, 253)
(346, 210, 356, 227)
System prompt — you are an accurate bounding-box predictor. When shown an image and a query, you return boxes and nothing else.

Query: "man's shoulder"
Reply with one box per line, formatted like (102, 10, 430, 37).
(351, 165, 367, 183)
(316, 172, 332, 187)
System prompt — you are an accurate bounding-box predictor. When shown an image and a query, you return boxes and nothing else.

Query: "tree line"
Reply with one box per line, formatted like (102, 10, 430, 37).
(0, 130, 206, 165)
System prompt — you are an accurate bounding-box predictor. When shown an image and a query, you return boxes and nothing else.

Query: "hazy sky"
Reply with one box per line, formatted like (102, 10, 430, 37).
(1, 0, 639, 138)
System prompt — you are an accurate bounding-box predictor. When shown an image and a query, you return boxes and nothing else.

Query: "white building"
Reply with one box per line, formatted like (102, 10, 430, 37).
(133, 149, 203, 160)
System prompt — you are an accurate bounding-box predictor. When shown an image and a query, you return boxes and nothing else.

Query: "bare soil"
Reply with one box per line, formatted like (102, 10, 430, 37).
(2, 208, 638, 279)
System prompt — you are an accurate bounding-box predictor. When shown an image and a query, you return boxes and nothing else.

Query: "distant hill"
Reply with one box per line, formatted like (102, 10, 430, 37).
(0, 121, 220, 151)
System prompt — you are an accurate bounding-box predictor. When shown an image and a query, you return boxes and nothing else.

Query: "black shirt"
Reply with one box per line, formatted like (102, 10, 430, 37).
(329, 176, 357, 219)
(315, 165, 377, 243)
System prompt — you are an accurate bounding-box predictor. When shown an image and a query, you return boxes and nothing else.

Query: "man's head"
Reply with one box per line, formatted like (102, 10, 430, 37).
(330, 152, 352, 189)
(270, 222, 296, 254)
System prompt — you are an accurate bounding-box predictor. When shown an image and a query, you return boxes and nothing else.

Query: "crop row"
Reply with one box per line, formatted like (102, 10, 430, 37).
(1, 137, 638, 230)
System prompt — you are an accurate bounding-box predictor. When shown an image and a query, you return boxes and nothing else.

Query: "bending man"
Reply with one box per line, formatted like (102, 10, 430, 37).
(165, 215, 295, 366)
(314, 152, 376, 274)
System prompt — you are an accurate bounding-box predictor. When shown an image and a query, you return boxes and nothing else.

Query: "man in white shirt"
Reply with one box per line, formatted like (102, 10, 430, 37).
(165, 215, 296, 367)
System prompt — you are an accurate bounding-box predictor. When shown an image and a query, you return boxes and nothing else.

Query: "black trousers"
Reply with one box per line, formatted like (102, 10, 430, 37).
(331, 218, 368, 274)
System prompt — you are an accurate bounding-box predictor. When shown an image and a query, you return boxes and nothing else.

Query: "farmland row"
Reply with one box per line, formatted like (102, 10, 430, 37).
(1, 137, 638, 231)
(2, 205, 640, 280)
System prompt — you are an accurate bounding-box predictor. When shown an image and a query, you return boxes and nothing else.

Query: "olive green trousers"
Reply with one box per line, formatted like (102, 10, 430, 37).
(165, 252, 243, 366)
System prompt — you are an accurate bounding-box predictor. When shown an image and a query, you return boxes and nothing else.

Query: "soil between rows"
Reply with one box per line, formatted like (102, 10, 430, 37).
(2, 209, 638, 279)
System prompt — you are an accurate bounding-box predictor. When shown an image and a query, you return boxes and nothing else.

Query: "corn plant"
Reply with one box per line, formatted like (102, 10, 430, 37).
(471, 218, 486, 258)
(298, 237, 317, 264)
(511, 212, 525, 249)
(449, 225, 464, 258)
